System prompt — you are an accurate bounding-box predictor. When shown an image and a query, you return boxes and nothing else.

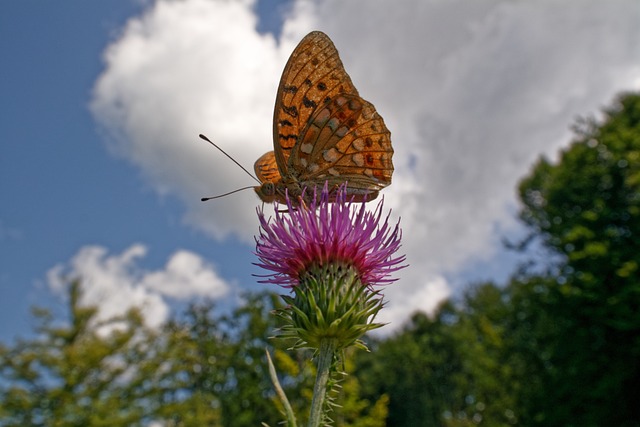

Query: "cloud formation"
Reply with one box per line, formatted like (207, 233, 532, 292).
(47, 244, 229, 329)
(91, 0, 639, 328)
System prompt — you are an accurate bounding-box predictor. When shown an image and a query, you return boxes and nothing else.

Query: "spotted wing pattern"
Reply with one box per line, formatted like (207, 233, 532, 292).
(254, 31, 393, 204)
(273, 31, 360, 176)
(291, 93, 392, 190)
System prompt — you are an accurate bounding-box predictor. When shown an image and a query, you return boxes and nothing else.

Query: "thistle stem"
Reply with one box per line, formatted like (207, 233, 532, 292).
(308, 338, 337, 427)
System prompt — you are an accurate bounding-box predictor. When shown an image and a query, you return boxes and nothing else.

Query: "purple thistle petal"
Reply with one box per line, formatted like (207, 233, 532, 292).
(254, 182, 406, 288)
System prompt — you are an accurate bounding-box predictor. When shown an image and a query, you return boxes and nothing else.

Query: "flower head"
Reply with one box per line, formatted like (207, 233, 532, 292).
(255, 183, 405, 288)
(255, 182, 406, 350)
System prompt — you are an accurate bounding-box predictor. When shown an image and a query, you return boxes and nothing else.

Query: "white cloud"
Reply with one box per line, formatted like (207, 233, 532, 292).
(47, 244, 230, 329)
(90, 0, 639, 330)
(141, 250, 228, 299)
(91, 0, 284, 241)
(375, 276, 451, 334)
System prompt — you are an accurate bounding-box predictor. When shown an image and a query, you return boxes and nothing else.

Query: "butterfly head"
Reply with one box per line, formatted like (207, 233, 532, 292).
(255, 181, 309, 205)
(255, 182, 283, 204)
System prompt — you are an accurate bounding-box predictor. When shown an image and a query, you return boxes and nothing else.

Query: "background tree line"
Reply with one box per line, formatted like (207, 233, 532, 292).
(1, 92, 638, 426)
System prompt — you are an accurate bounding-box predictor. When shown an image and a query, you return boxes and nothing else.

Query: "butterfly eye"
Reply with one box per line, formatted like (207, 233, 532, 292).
(254, 182, 283, 204)
(263, 182, 275, 196)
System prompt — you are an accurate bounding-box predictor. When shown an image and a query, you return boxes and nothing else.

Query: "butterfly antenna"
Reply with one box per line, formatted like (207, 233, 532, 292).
(199, 134, 261, 184)
(201, 186, 255, 202)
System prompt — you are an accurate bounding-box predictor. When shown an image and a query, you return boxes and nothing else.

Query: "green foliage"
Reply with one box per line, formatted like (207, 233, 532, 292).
(0, 283, 385, 426)
(168, 293, 314, 427)
(514, 92, 640, 426)
(354, 293, 518, 427)
(0, 280, 163, 426)
(332, 351, 389, 427)
(520, 93, 640, 292)
(355, 312, 452, 427)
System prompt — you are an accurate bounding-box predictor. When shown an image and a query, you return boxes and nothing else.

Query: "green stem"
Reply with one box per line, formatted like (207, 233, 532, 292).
(265, 349, 297, 427)
(308, 338, 337, 427)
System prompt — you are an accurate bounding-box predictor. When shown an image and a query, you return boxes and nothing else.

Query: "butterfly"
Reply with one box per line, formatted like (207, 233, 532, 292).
(253, 31, 393, 205)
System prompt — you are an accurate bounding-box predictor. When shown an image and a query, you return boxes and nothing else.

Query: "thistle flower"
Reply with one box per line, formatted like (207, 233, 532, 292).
(254, 182, 405, 350)
(255, 182, 405, 427)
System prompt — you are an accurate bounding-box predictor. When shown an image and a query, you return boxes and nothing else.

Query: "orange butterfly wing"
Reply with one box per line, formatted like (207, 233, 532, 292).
(255, 31, 393, 203)
(273, 32, 359, 174)
(254, 151, 282, 185)
(291, 93, 393, 191)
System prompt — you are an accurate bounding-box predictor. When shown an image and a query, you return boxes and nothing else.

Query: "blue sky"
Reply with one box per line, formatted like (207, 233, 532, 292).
(1, 1, 271, 341)
(1, 0, 638, 343)
(1, 1, 150, 340)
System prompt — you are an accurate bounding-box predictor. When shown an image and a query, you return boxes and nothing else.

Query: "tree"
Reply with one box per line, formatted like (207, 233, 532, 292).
(0, 280, 168, 426)
(162, 293, 314, 427)
(354, 308, 460, 427)
(516, 92, 640, 426)
(0, 284, 293, 427)
(1, 282, 388, 426)
(352, 91, 640, 427)
(354, 289, 521, 427)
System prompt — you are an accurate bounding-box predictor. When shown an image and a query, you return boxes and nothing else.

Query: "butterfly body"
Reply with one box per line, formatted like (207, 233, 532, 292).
(254, 31, 393, 205)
